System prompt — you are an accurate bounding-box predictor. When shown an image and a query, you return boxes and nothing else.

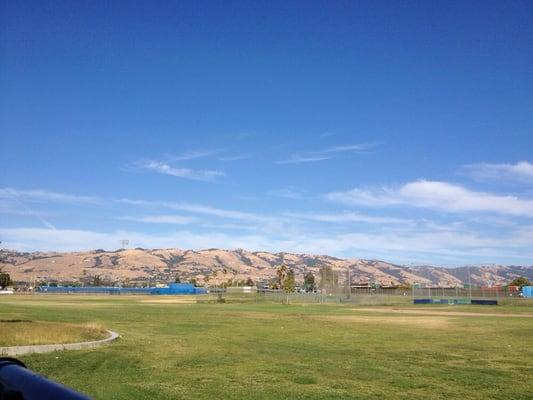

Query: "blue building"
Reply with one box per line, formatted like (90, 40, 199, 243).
(522, 286, 533, 298)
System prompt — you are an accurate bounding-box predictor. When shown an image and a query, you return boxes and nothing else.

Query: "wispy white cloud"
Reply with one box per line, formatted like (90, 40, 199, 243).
(165, 149, 251, 162)
(120, 213, 261, 231)
(275, 154, 331, 164)
(4, 182, 533, 265)
(32, 216, 57, 230)
(119, 215, 198, 225)
(114, 195, 533, 264)
(0, 201, 54, 217)
(277, 142, 380, 164)
(312, 142, 380, 155)
(0, 227, 280, 254)
(167, 149, 221, 162)
(0, 188, 101, 230)
(327, 180, 533, 217)
(117, 198, 272, 224)
(137, 160, 226, 182)
(0, 188, 100, 204)
(4, 201, 58, 230)
(284, 212, 412, 225)
(2, 225, 532, 265)
(463, 161, 533, 183)
(268, 188, 308, 199)
(217, 154, 252, 161)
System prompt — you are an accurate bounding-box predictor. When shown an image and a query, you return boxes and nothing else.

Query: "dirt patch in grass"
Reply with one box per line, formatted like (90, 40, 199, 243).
(351, 307, 533, 318)
(138, 298, 197, 304)
(235, 312, 280, 320)
(0, 321, 108, 347)
(315, 315, 451, 329)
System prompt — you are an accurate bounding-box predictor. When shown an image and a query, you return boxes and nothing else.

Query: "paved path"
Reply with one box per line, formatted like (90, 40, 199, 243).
(0, 330, 119, 356)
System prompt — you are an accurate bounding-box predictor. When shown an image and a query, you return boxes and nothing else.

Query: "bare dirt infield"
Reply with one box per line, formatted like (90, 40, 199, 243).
(314, 315, 451, 329)
(351, 307, 533, 318)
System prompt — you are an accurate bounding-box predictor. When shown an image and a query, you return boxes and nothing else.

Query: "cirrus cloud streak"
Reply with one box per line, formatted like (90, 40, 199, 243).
(327, 180, 533, 217)
(463, 161, 533, 183)
(136, 160, 225, 182)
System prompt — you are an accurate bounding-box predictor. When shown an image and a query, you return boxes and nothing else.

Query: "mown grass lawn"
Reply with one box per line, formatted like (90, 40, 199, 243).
(0, 295, 531, 399)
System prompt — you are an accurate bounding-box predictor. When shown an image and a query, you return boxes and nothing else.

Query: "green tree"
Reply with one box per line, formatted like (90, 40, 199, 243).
(509, 277, 530, 288)
(269, 281, 279, 290)
(174, 276, 181, 283)
(0, 268, 12, 289)
(245, 277, 254, 286)
(276, 265, 288, 289)
(91, 275, 102, 287)
(189, 278, 197, 285)
(397, 283, 411, 291)
(303, 272, 316, 292)
(221, 279, 233, 288)
(282, 268, 295, 304)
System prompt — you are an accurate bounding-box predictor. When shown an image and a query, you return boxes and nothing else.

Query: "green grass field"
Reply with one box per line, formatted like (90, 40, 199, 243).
(1, 295, 532, 399)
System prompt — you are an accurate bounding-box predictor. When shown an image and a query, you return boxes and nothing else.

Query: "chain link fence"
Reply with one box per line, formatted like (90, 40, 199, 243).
(200, 285, 526, 305)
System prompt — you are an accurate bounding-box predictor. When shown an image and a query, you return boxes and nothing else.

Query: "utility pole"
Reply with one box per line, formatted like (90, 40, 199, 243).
(426, 268, 431, 298)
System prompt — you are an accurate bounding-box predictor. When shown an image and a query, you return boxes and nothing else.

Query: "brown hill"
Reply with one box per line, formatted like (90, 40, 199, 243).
(0, 248, 531, 287)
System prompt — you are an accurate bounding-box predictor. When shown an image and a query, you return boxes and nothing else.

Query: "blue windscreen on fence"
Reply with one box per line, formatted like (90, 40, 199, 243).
(37, 283, 206, 295)
(414, 298, 498, 305)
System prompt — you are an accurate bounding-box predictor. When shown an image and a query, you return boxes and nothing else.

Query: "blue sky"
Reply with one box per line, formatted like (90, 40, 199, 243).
(1, 1, 532, 266)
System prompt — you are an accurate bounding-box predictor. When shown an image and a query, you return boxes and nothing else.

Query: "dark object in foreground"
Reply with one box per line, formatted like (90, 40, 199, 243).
(0, 357, 90, 400)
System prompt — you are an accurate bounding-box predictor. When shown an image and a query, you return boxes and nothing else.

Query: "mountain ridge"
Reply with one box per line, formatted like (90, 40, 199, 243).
(1, 248, 531, 287)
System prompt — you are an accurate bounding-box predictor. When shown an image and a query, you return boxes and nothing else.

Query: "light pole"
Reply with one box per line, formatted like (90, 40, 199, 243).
(346, 267, 352, 300)
(467, 266, 472, 301)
